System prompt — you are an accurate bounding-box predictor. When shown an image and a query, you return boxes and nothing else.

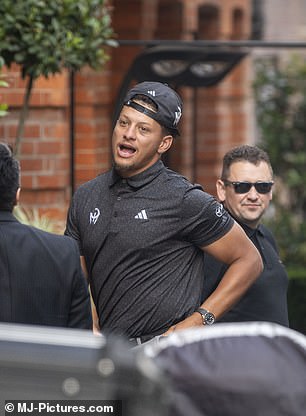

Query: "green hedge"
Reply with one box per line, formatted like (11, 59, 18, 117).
(287, 268, 306, 335)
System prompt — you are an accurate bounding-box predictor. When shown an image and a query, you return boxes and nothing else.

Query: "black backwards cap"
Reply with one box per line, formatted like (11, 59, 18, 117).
(124, 81, 183, 135)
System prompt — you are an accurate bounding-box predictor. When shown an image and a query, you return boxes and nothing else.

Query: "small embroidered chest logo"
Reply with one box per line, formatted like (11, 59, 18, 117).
(135, 209, 148, 220)
(89, 208, 100, 224)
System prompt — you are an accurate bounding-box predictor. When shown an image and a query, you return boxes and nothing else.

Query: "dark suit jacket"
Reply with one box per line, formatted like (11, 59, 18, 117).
(0, 211, 92, 328)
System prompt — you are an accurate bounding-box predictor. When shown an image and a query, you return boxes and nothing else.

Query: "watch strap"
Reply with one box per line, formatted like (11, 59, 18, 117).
(196, 308, 215, 325)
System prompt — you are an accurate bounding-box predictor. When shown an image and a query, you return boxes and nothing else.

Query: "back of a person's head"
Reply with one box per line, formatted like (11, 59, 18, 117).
(221, 145, 273, 179)
(0, 143, 20, 211)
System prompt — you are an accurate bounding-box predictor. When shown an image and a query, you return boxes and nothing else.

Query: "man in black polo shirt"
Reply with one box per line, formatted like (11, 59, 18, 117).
(202, 145, 289, 326)
(65, 82, 263, 344)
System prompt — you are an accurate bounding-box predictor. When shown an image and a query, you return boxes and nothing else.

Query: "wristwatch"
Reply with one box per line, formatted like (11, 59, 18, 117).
(196, 308, 216, 325)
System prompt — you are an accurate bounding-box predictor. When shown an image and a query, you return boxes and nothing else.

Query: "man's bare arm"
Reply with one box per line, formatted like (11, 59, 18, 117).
(163, 222, 263, 334)
(80, 255, 101, 335)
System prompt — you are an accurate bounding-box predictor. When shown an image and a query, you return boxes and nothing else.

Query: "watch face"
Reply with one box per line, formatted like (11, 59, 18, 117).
(205, 312, 215, 325)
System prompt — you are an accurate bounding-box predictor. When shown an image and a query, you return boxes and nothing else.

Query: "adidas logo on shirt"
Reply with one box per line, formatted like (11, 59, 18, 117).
(135, 209, 148, 220)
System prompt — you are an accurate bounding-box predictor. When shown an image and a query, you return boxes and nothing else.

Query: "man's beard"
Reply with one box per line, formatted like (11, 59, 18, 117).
(113, 160, 136, 174)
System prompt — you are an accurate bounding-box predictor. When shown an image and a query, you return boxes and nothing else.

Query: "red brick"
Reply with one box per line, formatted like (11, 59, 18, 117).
(75, 168, 102, 185)
(20, 159, 44, 171)
(8, 124, 41, 139)
(19, 142, 35, 155)
(45, 157, 70, 171)
(75, 122, 98, 135)
(36, 173, 69, 189)
(43, 123, 68, 140)
(74, 152, 100, 166)
(35, 73, 67, 89)
(36, 141, 66, 155)
(20, 174, 34, 189)
(4, 91, 25, 107)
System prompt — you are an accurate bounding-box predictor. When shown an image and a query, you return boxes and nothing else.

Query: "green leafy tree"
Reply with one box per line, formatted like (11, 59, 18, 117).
(0, 0, 117, 155)
(253, 55, 306, 269)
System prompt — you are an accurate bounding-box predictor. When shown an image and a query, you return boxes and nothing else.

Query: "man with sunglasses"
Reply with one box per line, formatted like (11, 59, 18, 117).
(202, 145, 289, 326)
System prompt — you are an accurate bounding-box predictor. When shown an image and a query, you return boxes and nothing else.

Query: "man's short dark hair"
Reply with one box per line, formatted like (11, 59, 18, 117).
(221, 145, 273, 180)
(0, 143, 20, 211)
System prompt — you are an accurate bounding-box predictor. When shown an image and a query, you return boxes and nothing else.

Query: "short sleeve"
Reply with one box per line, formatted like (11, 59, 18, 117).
(180, 187, 234, 247)
(64, 192, 83, 254)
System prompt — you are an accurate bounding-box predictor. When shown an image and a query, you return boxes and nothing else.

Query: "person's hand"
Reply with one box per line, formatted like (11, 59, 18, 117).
(162, 312, 202, 337)
(93, 326, 102, 336)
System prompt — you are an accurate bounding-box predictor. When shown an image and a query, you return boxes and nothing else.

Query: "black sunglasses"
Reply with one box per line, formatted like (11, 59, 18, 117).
(223, 180, 274, 194)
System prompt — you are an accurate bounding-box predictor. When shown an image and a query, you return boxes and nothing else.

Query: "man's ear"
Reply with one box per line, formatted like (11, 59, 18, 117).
(15, 188, 21, 205)
(158, 135, 173, 155)
(216, 179, 226, 202)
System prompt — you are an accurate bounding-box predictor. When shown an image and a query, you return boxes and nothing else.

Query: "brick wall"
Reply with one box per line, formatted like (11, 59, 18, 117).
(1, 65, 70, 227)
(0, 0, 252, 228)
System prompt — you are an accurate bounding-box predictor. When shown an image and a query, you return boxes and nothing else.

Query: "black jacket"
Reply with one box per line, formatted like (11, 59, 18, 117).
(0, 211, 92, 328)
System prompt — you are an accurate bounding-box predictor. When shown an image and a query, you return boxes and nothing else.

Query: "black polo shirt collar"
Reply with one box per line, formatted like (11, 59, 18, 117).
(237, 220, 272, 266)
(237, 221, 265, 239)
(109, 160, 164, 190)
